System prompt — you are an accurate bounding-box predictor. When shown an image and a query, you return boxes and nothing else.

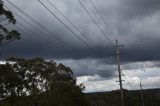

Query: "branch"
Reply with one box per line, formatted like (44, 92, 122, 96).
(0, 38, 15, 46)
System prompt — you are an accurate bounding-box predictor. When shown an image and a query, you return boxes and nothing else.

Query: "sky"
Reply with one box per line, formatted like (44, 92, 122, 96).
(1, 0, 160, 92)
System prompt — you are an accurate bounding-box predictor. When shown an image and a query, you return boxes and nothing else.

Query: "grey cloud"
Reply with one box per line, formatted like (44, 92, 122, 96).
(1, 0, 160, 78)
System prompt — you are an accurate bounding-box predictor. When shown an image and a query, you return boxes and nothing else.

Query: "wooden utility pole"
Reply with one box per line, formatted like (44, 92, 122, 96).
(140, 82, 144, 106)
(115, 39, 124, 106)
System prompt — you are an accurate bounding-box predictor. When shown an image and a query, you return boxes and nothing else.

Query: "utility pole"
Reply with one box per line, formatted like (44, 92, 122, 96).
(115, 39, 124, 106)
(140, 82, 144, 106)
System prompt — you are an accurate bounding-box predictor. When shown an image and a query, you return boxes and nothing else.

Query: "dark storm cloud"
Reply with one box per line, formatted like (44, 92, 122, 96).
(1, 0, 160, 72)
(1, 35, 114, 60)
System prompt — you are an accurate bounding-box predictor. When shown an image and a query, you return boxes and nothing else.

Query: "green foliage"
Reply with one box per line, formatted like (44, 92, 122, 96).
(0, 58, 89, 106)
(0, 0, 20, 45)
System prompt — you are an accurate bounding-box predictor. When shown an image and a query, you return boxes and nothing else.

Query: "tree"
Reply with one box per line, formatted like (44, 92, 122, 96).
(0, 0, 20, 46)
(0, 58, 89, 106)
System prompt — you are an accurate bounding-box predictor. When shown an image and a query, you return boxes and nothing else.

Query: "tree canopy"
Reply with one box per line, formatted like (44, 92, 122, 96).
(0, 0, 20, 46)
(0, 58, 89, 106)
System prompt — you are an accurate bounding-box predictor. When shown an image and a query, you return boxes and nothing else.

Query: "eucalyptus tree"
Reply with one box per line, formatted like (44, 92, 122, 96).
(0, 58, 89, 106)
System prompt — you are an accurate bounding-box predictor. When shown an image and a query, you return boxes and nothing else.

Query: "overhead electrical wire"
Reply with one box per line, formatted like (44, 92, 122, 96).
(86, 0, 139, 74)
(84, 0, 154, 90)
(36, 0, 115, 69)
(4, 4, 64, 47)
(87, 0, 142, 71)
(87, 0, 150, 89)
(6, 0, 82, 53)
(91, 0, 149, 77)
(36, 0, 106, 59)
(5, 0, 146, 75)
(6, 0, 144, 84)
(46, 0, 110, 59)
(5, 0, 103, 71)
(78, 0, 114, 46)
(5, 0, 152, 90)
(90, 0, 148, 73)
(14, 24, 97, 72)
(78, 0, 117, 65)
(88, 0, 117, 40)
(6, 8, 76, 58)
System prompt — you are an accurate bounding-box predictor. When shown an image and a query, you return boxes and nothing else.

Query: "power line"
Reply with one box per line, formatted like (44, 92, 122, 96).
(17, 21, 100, 71)
(6, 0, 116, 67)
(84, 0, 155, 93)
(36, 0, 107, 58)
(6, 0, 79, 52)
(86, 0, 143, 78)
(87, 0, 147, 80)
(47, 0, 148, 91)
(88, 0, 117, 40)
(80, 0, 148, 92)
(55, 0, 149, 80)
(5, 0, 130, 83)
(5, 0, 102, 70)
(77, 0, 117, 65)
(46, 0, 104, 58)
(5, 6, 71, 52)
(78, 0, 114, 46)
(16, 15, 99, 72)
(4, 2, 63, 47)
(46, 0, 116, 66)
(37, 0, 115, 68)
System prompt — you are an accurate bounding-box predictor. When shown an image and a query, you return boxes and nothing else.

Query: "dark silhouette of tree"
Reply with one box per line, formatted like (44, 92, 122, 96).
(0, 0, 20, 46)
(0, 58, 89, 106)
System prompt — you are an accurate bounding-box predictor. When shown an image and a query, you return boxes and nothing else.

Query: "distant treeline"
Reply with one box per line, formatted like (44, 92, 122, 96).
(87, 89, 160, 106)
